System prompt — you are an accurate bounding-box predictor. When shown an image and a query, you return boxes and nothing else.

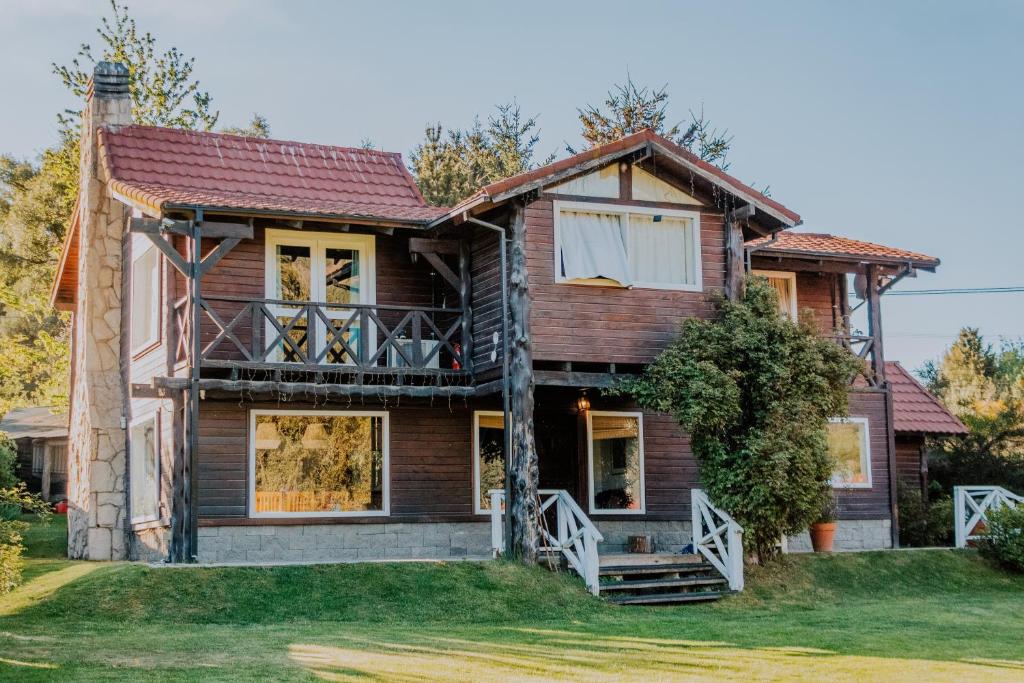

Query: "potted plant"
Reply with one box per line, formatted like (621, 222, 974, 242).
(810, 494, 839, 552)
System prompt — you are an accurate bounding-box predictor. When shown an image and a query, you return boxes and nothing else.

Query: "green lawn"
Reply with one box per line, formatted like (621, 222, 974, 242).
(1, 517, 1022, 681)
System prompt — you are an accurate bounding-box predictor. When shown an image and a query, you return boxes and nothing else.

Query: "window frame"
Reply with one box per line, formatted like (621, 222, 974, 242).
(472, 410, 505, 516)
(552, 200, 703, 292)
(129, 413, 161, 525)
(586, 410, 647, 515)
(828, 416, 872, 489)
(752, 269, 798, 320)
(247, 409, 390, 519)
(130, 239, 162, 356)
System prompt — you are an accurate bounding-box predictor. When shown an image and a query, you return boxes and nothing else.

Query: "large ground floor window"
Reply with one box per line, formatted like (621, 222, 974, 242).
(587, 411, 645, 514)
(473, 411, 505, 514)
(249, 410, 388, 517)
(828, 417, 872, 488)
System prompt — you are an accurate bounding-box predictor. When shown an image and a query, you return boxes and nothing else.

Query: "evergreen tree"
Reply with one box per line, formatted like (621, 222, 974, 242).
(410, 102, 554, 206)
(574, 75, 733, 169)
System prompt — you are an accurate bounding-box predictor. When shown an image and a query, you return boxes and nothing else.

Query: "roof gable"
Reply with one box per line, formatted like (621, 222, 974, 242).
(98, 125, 447, 224)
(631, 166, 703, 205)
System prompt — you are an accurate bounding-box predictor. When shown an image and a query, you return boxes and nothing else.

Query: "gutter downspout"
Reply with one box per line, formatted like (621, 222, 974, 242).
(466, 215, 513, 554)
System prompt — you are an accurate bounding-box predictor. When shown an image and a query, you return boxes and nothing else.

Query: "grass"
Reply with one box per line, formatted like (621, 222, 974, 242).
(0, 517, 1021, 681)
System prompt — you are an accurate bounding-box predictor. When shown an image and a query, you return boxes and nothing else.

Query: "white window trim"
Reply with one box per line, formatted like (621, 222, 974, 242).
(129, 413, 161, 525)
(247, 409, 390, 519)
(829, 416, 872, 489)
(472, 410, 504, 516)
(552, 200, 703, 292)
(752, 269, 798, 320)
(130, 239, 161, 355)
(586, 410, 646, 515)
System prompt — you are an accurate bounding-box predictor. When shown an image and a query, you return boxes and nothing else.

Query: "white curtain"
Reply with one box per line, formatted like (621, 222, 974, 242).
(628, 215, 694, 286)
(767, 277, 794, 318)
(559, 210, 632, 286)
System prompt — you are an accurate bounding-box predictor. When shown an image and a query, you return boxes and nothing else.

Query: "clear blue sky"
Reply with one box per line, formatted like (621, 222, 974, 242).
(2, 0, 1021, 373)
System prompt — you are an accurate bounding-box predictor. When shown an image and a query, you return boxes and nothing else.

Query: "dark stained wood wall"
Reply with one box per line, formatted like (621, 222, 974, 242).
(795, 271, 843, 335)
(895, 434, 926, 494)
(469, 229, 503, 373)
(524, 197, 724, 365)
(836, 390, 893, 519)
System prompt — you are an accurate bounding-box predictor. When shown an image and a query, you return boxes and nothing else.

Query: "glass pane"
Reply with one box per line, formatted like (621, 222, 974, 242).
(130, 419, 159, 520)
(591, 414, 642, 510)
(829, 421, 868, 485)
(477, 414, 505, 510)
(558, 210, 630, 284)
(254, 414, 385, 513)
(628, 215, 694, 286)
(325, 247, 360, 305)
(131, 248, 158, 348)
(276, 315, 308, 362)
(276, 244, 311, 302)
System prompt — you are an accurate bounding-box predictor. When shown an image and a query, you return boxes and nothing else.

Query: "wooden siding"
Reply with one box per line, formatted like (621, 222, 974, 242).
(525, 197, 725, 364)
(837, 390, 894, 520)
(795, 271, 844, 335)
(895, 434, 926, 493)
(470, 229, 503, 373)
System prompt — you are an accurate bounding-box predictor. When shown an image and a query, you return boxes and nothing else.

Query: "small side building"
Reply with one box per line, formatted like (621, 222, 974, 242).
(886, 361, 967, 498)
(0, 406, 70, 502)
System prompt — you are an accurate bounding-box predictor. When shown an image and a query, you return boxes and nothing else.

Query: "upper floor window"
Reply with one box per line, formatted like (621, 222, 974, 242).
(553, 201, 702, 291)
(130, 240, 160, 354)
(752, 269, 798, 320)
(828, 417, 871, 489)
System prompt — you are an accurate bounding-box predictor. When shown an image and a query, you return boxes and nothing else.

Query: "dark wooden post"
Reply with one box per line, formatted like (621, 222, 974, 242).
(507, 201, 539, 563)
(865, 265, 886, 383)
(724, 214, 745, 301)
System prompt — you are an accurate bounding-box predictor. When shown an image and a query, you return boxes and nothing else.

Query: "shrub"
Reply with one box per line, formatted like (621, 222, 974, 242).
(0, 434, 18, 489)
(897, 483, 953, 547)
(0, 483, 51, 594)
(979, 505, 1024, 572)
(617, 279, 862, 561)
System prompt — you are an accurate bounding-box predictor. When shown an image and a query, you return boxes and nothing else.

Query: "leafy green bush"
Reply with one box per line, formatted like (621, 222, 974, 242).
(0, 483, 51, 594)
(897, 483, 953, 547)
(617, 279, 862, 560)
(0, 434, 18, 489)
(979, 505, 1024, 572)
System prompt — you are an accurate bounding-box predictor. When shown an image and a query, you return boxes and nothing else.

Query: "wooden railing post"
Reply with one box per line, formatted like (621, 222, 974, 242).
(954, 486, 966, 548)
(490, 490, 505, 557)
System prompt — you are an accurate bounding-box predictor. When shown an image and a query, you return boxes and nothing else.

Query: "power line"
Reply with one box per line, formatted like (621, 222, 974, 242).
(884, 286, 1024, 296)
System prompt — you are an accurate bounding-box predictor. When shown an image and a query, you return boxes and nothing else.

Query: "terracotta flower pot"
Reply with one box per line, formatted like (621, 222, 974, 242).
(809, 522, 837, 552)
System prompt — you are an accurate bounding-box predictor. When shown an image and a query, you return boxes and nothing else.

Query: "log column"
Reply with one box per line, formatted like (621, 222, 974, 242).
(507, 201, 539, 563)
(725, 213, 746, 301)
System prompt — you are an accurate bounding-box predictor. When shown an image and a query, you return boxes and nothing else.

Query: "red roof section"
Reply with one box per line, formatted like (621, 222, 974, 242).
(98, 125, 446, 223)
(751, 232, 940, 268)
(445, 129, 801, 225)
(886, 361, 967, 435)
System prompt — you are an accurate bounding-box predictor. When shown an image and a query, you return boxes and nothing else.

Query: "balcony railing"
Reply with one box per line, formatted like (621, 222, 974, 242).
(181, 294, 469, 375)
(831, 334, 880, 387)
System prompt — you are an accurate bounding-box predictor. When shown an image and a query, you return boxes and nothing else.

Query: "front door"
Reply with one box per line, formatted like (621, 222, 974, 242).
(535, 410, 580, 500)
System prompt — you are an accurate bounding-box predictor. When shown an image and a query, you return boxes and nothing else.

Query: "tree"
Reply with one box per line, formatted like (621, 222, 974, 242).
(923, 329, 1024, 493)
(222, 114, 271, 139)
(410, 102, 554, 206)
(0, 0, 221, 413)
(616, 279, 862, 561)
(574, 75, 733, 169)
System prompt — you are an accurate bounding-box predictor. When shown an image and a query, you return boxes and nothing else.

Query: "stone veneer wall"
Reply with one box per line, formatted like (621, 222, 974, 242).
(66, 65, 132, 560)
(593, 520, 693, 554)
(197, 523, 493, 564)
(785, 519, 893, 553)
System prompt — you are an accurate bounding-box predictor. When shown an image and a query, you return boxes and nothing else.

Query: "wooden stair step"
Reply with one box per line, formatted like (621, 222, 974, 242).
(600, 575, 727, 592)
(599, 562, 716, 577)
(608, 590, 732, 605)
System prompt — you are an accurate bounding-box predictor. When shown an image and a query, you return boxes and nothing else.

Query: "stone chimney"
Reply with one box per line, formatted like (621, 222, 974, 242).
(66, 62, 132, 560)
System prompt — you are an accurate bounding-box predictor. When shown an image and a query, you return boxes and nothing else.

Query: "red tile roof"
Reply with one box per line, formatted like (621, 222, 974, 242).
(98, 125, 446, 224)
(439, 129, 801, 227)
(886, 361, 967, 435)
(750, 232, 939, 268)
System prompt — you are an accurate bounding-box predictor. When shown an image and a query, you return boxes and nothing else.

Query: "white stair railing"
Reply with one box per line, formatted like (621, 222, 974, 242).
(954, 486, 1024, 548)
(691, 489, 744, 591)
(489, 489, 604, 595)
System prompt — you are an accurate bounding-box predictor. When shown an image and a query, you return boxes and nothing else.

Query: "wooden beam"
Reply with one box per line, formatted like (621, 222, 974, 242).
(458, 239, 473, 373)
(196, 221, 254, 240)
(750, 255, 902, 276)
(130, 219, 191, 275)
(420, 251, 460, 290)
(507, 201, 540, 563)
(534, 370, 637, 388)
(409, 237, 460, 256)
(865, 264, 886, 383)
(198, 237, 241, 277)
(151, 376, 475, 398)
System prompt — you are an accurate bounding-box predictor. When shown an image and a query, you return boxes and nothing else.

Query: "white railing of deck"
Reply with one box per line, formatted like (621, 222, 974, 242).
(691, 489, 744, 591)
(488, 489, 604, 595)
(954, 486, 1024, 548)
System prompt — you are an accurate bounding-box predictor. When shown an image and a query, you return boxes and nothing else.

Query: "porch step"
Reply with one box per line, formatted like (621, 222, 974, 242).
(607, 590, 734, 605)
(599, 575, 727, 592)
(599, 562, 716, 577)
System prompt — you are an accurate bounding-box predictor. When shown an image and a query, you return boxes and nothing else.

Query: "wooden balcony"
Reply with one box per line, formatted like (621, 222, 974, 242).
(831, 334, 882, 388)
(174, 294, 471, 387)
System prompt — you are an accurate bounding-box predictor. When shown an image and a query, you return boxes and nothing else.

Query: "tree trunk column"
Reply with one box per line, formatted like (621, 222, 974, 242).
(507, 201, 539, 563)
